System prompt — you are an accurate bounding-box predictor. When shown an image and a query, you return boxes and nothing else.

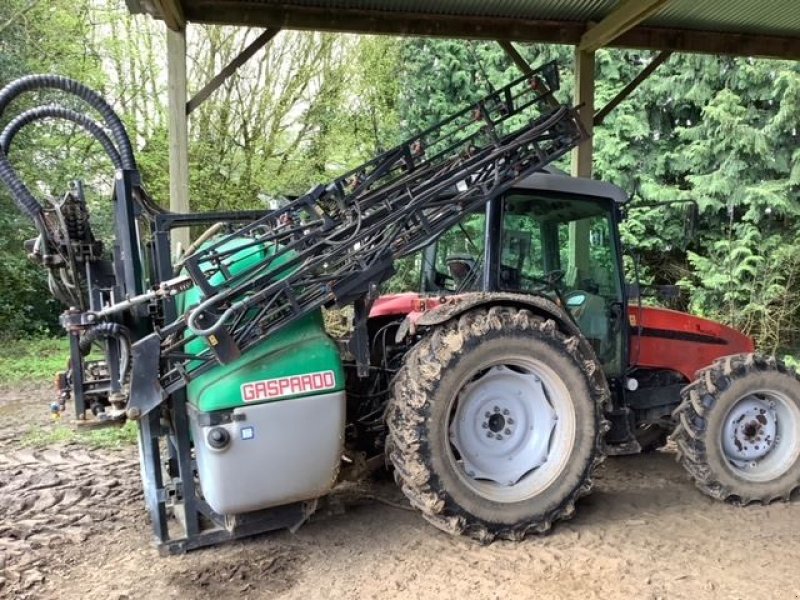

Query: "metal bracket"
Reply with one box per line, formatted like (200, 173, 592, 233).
(127, 333, 167, 419)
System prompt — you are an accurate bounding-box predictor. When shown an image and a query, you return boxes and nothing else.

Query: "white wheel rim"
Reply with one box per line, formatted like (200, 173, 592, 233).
(722, 390, 800, 482)
(447, 358, 577, 503)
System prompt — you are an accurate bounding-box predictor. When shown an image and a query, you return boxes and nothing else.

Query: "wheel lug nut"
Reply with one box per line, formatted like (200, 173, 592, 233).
(482, 422, 488, 429)
(504, 428, 511, 435)
(503, 409, 510, 416)
(494, 406, 500, 413)
(496, 434, 503, 440)
(486, 431, 493, 438)
(507, 418, 514, 425)
(485, 411, 491, 418)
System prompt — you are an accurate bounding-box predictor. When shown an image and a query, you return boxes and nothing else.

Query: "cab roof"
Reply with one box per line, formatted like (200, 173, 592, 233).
(516, 168, 629, 205)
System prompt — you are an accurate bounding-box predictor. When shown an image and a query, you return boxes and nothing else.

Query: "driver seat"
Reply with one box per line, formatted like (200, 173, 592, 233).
(446, 254, 480, 291)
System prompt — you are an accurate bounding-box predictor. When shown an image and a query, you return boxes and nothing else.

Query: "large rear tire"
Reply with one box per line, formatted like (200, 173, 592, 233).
(672, 353, 800, 503)
(386, 306, 608, 542)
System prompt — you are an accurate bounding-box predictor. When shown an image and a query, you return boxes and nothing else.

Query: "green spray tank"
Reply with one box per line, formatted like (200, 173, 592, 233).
(177, 235, 346, 515)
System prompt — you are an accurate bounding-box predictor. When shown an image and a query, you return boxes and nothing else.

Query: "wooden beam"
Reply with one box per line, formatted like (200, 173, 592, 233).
(498, 40, 533, 75)
(187, 28, 279, 115)
(184, 3, 584, 44)
(152, 0, 184, 31)
(171, 3, 800, 60)
(615, 26, 800, 60)
(568, 48, 594, 287)
(594, 51, 671, 126)
(167, 27, 190, 251)
(580, 0, 670, 52)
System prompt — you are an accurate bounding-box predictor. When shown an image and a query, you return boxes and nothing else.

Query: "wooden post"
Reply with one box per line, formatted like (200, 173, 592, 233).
(572, 47, 594, 178)
(568, 47, 595, 286)
(167, 25, 190, 255)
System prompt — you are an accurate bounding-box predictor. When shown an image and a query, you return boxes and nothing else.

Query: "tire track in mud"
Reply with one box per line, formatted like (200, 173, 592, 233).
(0, 387, 141, 598)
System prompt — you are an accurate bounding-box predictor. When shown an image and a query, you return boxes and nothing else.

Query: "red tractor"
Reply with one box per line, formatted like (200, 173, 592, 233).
(355, 169, 800, 541)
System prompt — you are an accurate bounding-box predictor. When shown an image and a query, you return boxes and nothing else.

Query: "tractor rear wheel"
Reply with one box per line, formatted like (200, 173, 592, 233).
(672, 353, 800, 503)
(386, 306, 607, 542)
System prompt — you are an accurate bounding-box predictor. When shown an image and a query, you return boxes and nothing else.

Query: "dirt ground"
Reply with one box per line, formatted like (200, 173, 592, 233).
(2, 383, 800, 600)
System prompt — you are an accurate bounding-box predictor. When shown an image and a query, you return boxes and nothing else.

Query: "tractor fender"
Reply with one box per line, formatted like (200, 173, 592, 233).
(395, 292, 582, 343)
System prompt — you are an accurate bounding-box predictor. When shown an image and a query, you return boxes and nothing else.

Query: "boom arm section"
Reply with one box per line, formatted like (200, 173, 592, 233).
(148, 61, 585, 395)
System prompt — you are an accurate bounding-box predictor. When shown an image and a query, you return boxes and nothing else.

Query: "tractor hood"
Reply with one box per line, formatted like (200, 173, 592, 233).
(372, 295, 755, 383)
(628, 305, 755, 381)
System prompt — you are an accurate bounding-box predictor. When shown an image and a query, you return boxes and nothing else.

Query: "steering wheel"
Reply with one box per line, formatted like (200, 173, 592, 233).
(520, 269, 566, 291)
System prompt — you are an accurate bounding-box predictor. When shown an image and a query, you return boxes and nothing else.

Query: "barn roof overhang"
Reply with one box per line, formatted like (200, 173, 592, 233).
(127, 0, 800, 60)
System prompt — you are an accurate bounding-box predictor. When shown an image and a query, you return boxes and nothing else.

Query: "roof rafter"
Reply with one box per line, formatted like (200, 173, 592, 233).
(579, 0, 671, 52)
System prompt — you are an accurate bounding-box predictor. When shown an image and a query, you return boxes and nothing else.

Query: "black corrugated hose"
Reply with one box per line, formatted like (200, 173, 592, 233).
(0, 105, 123, 169)
(78, 321, 131, 356)
(78, 321, 132, 382)
(0, 74, 136, 221)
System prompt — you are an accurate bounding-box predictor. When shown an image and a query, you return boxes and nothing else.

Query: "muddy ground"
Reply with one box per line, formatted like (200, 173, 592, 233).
(1, 383, 799, 600)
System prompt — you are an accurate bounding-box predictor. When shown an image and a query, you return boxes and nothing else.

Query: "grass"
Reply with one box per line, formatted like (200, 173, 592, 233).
(21, 420, 139, 449)
(0, 336, 70, 384)
(1, 336, 138, 448)
(783, 354, 799, 369)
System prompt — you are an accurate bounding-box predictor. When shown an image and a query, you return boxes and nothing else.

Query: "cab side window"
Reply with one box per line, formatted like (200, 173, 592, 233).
(422, 212, 486, 293)
(500, 214, 544, 290)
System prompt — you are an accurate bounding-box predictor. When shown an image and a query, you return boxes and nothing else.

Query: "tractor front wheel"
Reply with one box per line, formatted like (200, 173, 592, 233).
(672, 353, 800, 503)
(386, 306, 607, 542)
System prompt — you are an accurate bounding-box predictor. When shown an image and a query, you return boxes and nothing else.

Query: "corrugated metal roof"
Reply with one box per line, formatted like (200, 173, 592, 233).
(129, 0, 800, 59)
(651, 0, 800, 37)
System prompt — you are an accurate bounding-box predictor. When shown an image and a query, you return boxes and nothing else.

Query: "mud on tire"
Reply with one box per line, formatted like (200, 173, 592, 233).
(671, 353, 800, 503)
(385, 306, 608, 543)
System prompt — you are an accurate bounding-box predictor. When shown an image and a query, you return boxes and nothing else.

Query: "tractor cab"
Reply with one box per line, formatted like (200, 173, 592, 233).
(421, 171, 629, 378)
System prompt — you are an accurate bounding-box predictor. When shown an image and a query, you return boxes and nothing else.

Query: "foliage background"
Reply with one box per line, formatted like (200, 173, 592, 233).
(0, 0, 798, 360)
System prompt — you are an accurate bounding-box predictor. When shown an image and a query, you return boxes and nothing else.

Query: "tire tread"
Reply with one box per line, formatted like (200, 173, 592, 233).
(386, 306, 608, 543)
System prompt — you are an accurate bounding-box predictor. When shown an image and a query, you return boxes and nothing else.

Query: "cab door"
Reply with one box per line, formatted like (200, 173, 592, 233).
(498, 191, 626, 377)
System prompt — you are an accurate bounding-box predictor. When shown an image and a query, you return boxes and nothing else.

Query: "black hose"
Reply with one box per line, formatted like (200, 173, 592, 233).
(76, 322, 132, 392)
(78, 322, 131, 356)
(0, 144, 43, 220)
(0, 105, 123, 169)
(0, 74, 135, 220)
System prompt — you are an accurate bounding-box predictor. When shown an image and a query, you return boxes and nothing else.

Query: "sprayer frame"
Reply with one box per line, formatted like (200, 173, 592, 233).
(62, 171, 318, 554)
